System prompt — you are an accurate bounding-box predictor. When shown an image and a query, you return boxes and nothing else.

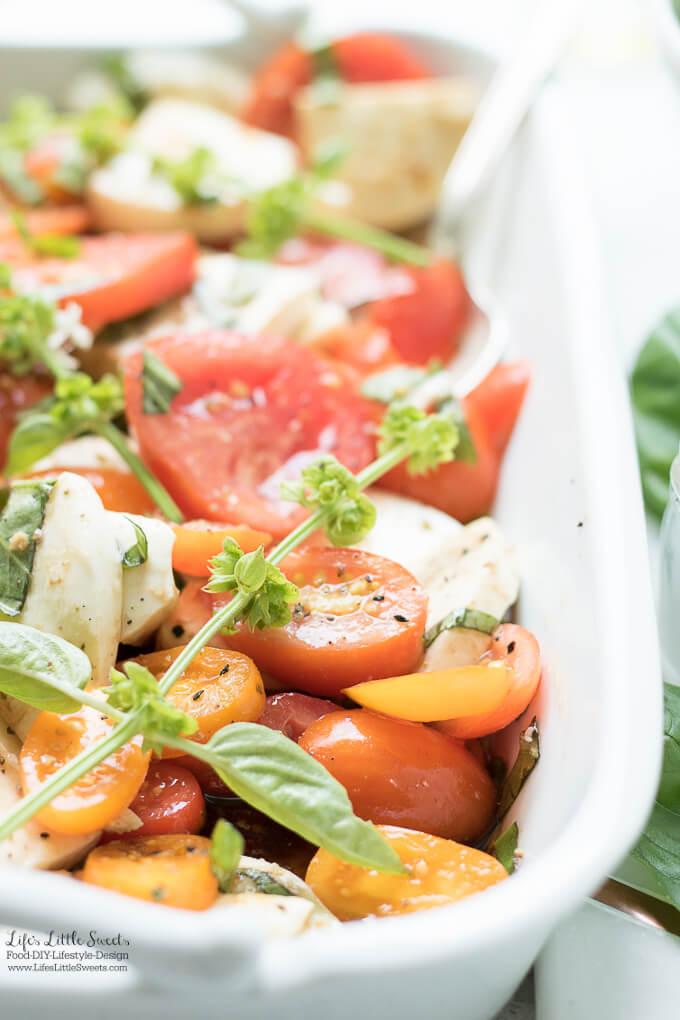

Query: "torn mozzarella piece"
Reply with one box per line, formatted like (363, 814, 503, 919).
(355, 490, 462, 576)
(108, 512, 178, 645)
(88, 98, 297, 241)
(0, 718, 99, 869)
(30, 435, 129, 474)
(295, 77, 478, 231)
(18, 473, 123, 686)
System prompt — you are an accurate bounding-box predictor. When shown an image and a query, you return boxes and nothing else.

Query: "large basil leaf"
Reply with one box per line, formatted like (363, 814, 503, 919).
(633, 683, 680, 909)
(5, 413, 73, 476)
(0, 621, 91, 713)
(630, 308, 680, 519)
(202, 722, 405, 874)
(0, 481, 52, 616)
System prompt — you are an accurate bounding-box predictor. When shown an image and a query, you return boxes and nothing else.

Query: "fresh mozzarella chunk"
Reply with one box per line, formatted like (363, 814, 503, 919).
(19, 474, 122, 686)
(0, 694, 38, 743)
(0, 719, 99, 869)
(108, 513, 178, 645)
(355, 490, 462, 576)
(88, 99, 297, 241)
(30, 435, 129, 474)
(296, 77, 478, 231)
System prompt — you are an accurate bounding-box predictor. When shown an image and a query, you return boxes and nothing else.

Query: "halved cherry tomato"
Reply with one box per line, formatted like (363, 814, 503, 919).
(368, 259, 469, 365)
(125, 646, 265, 754)
(466, 361, 531, 457)
(220, 547, 428, 697)
(82, 833, 218, 910)
(299, 709, 497, 842)
(0, 204, 91, 239)
(124, 331, 376, 537)
(306, 824, 507, 921)
(257, 692, 337, 741)
(121, 760, 206, 837)
(342, 662, 512, 722)
(170, 520, 271, 577)
(435, 624, 542, 740)
(0, 372, 52, 471)
(20, 706, 149, 835)
(25, 466, 156, 514)
(243, 35, 430, 137)
(3, 231, 197, 332)
(378, 401, 499, 522)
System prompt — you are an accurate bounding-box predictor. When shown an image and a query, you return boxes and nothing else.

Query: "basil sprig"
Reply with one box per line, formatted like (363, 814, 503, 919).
(210, 819, 244, 891)
(0, 480, 52, 616)
(121, 517, 148, 569)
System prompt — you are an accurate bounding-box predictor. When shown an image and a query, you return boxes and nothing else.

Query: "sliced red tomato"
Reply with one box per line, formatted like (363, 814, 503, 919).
(124, 331, 377, 538)
(466, 361, 530, 456)
(118, 760, 206, 838)
(243, 34, 431, 137)
(0, 204, 92, 239)
(3, 232, 197, 332)
(218, 547, 428, 697)
(368, 259, 469, 365)
(0, 372, 53, 471)
(257, 692, 337, 741)
(378, 402, 499, 522)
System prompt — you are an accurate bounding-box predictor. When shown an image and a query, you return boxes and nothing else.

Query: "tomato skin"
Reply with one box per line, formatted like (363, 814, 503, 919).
(466, 361, 530, 457)
(124, 331, 376, 538)
(122, 761, 205, 837)
(299, 710, 497, 843)
(368, 259, 469, 366)
(5, 232, 197, 332)
(435, 624, 542, 740)
(25, 466, 156, 515)
(0, 372, 52, 471)
(258, 692, 337, 741)
(379, 402, 499, 522)
(220, 547, 428, 697)
(332, 34, 431, 83)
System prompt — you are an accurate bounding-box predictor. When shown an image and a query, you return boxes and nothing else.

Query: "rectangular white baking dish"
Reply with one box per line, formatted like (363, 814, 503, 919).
(0, 26, 663, 1020)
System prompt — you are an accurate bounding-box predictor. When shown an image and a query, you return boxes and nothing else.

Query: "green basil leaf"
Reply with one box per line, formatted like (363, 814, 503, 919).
(630, 307, 680, 520)
(498, 719, 540, 819)
(202, 722, 406, 874)
(436, 397, 477, 463)
(121, 517, 148, 569)
(141, 349, 182, 414)
(0, 621, 91, 712)
(233, 868, 292, 896)
(424, 607, 499, 649)
(0, 481, 53, 616)
(5, 413, 73, 476)
(491, 821, 519, 875)
(210, 819, 244, 892)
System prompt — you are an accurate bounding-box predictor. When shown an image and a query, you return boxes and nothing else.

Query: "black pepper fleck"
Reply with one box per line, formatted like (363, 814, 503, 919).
(394, 614, 409, 623)
(219, 664, 230, 675)
(172, 624, 184, 638)
(507, 641, 516, 654)
(192, 689, 204, 701)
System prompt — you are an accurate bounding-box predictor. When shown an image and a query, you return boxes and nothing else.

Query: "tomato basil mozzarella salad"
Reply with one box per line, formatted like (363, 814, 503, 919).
(0, 32, 540, 934)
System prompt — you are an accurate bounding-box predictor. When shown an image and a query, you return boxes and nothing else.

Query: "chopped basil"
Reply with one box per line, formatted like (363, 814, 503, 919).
(210, 819, 244, 892)
(141, 349, 182, 415)
(0, 481, 53, 616)
(233, 868, 293, 896)
(121, 517, 148, 569)
(423, 607, 499, 649)
(498, 719, 540, 819)
(491, 821, 519, 875)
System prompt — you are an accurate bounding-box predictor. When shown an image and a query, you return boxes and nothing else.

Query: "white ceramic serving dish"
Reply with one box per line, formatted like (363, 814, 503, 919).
(0, 24, 663, 1020)
(654, 0, 680, 83)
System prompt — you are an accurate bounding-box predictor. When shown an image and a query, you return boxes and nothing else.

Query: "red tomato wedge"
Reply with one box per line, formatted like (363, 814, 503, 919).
(243, 34, 431, 137)
(466, 361, 531, 457)
(3, 232, 197, 332)
(0, 372, 52, 471)
(170, 520, 272, 576)
(124, 331, 377, 538)
(0, 204, 92, 239)
(218, 547, 428, 697)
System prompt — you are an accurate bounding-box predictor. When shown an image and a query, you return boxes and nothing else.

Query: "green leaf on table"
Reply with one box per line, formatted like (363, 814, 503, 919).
(201, 722, 407, 874)
(0, 621, 91, 713)
(631, 307, 680, 519)
(0, 481, 53, 616)
(210, 818, 244, 892)
(141, 349, 182, 414)
(632, 682, 680, 910)
(498, 718, 540, 819)
(491, 821, 519, 875)
(121, 517, 148, 569)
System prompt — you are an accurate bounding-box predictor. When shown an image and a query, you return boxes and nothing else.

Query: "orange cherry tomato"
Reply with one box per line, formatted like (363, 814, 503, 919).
(25, 466, 156, 514)
(170, 520, 271, 577)
(221, 547, 428, 698)
(20, 706, 149, 835)
(435, 624, 541, 740)
(299, 709, 497, 842)
(306, 824, 507, 920)
(82, 834, 219, 910)
(125, 646, 265, 755)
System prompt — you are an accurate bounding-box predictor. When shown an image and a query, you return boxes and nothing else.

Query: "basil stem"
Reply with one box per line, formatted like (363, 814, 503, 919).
(96, 421, 184, 524)
(303, 210, 431, 268)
